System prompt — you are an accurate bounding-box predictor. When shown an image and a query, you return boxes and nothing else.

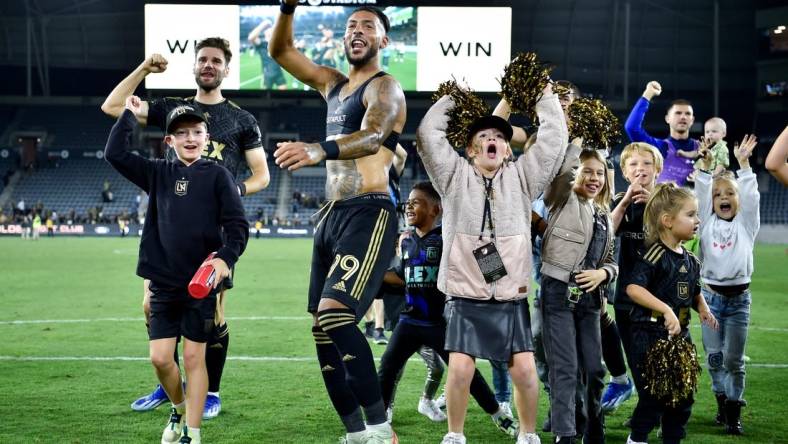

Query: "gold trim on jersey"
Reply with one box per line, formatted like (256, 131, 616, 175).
(644, 244, 666, 264)
(351, 209, 389, 300)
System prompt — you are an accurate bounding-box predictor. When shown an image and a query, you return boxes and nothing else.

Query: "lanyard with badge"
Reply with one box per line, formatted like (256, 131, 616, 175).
(472, 174, 508, 283)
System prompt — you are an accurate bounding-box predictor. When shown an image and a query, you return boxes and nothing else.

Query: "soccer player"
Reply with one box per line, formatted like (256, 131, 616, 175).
(105, 96, 249, 444)
(270, 3, 405, 443)
(101, 36, 270, 419)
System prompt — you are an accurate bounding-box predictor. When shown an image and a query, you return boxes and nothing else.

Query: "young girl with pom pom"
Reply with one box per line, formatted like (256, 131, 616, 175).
(625, 183, 717, 444)
(695, 135, 759, 435)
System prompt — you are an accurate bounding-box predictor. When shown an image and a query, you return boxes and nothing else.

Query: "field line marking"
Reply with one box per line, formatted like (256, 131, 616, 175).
(3, 317, 787, 333)
(1, 355, 787, 369)
(240, 74, 263, 88)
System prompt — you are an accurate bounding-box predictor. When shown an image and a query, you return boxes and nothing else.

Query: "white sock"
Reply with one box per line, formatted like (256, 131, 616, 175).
(187, 427, 201, 442)
(172, 401, 186, 414)
(207, 391, 219, 397)
(611, 374, 629, 385)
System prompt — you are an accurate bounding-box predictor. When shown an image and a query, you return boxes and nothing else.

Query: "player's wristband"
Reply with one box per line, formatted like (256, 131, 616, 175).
(320, 140, 340, 160)
(280, 1, 296, 15)
(236, 182, 247, 196)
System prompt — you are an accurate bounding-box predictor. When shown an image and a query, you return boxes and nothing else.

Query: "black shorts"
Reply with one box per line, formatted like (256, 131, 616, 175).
(148, 282, 218, 343)
(308, 193, 397, 319)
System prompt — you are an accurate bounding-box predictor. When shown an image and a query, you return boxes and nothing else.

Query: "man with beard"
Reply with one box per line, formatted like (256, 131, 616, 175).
(101, 36, 270, 420)
(269, 4, 406, 443)
(624, 81, 699, 187)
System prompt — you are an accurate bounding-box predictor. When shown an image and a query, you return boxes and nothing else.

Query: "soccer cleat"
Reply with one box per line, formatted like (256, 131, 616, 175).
(434, 392, 447, 411)
(441, 432, 467, 444)
(499, 401, 513, 418)
(516, 432, 542, 444)
(417, 397, 447, 422)
(161, 407, 184, 444)
(492, 409, 519, 437)
(131, 384, 169, 412)
(373, 328, 388, 345)
(601, 377, 635, 412)
(202, 393, 221, 420)
(366, 422, 396, 444)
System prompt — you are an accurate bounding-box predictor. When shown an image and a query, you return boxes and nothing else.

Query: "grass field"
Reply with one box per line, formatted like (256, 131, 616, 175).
(1, 237, 787, 443)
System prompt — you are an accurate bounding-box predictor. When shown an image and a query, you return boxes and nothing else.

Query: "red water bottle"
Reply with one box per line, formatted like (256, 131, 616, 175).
(189, 252, 217, 299)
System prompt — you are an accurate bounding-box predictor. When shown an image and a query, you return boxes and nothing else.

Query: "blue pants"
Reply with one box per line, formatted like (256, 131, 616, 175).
(701, 287, 750, 401)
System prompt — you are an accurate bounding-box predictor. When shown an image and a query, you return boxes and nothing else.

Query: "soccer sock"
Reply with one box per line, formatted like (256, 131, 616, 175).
(313, 326, 365, 433)
(317, 308, 387, 426)
(206, 322, 229, 393)
(601, 311, 628, 379)
(186, 427, 201, 442)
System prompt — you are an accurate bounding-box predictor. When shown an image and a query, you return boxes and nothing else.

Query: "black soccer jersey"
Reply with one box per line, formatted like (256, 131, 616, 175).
(325, 71, 388, 138)
(394, 227, 445, 327)
(612, 192, 647, 307)
(148, 97, 263, 179)
(628, 242, 702, 329)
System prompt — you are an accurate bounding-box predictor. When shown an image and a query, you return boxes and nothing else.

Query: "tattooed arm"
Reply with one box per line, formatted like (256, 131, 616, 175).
(274, 75, 406, 171)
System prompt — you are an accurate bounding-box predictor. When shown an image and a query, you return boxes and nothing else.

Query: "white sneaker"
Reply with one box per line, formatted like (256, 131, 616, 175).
(626, 435, 647, 444)
(338, 430, 367, 444)
(434, 392, 446, 410)
(418, 397, 447, 422)
(441, 432, 467, 444)
(516, 432, 541, 444)
(161, 407, 184, 444)
(366, 422, 396, 444)
(499, 401, 513, 418)
(492, 408, 519, 437)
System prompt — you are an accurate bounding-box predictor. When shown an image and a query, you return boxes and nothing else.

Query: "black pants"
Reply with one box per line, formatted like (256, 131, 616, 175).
(615, 306, 634, 369)
(377, 320, 499, 414)
(629, 324, 694, 444)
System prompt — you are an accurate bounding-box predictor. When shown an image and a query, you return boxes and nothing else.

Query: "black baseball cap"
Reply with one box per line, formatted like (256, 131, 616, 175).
(165, 105, 208, 134)
(466, 115, 513, 143)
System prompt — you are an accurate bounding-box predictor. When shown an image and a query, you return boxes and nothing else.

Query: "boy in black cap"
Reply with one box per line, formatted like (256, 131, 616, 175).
(105, 95, 249, 444)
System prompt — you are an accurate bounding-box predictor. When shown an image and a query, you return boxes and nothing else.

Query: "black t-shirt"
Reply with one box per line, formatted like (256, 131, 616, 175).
(628, 242, 701, 329)
(611, 192, 646, 308)
(148, 97, 263, 179)
(394, 227, 445, 327)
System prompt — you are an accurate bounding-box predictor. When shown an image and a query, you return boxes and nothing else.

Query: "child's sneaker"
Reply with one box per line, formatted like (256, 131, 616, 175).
(202, 393, 221, 420)
(516, 432, 541, 444)
(441, 432, 466, 444)
(161, 407, 184, 444)
(492, 408, 519, 437)
(417, 397, 447, 421)
(601, 378, 635, 412)
(338, 430, 367, 444)
(373, 328, 389, 345)
(499, 401, 513, 418)
(366, 422, 396, 443)
(131, 384, 169, 411)
(179, 426, 200, 444)
(434, 392, 446, 411)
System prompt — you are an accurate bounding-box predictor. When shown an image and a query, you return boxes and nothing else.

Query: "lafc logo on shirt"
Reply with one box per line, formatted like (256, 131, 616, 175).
(426, 247, 439, 262)
(175, 180, 189, 196)
(678, 282, 690, 300)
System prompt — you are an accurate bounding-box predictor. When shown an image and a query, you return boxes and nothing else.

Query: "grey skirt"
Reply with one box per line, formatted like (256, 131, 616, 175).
(444, 296, 534, 362)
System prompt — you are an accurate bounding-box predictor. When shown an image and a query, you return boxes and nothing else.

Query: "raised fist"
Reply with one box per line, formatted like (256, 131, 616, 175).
(142, 53, 168, 74)
(643, 81, 662, 100)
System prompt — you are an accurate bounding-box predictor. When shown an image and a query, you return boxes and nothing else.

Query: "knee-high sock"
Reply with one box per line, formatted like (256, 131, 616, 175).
(313, 326, 365, 433)
(206, 322, 229, 393)
(318, 308, 387, 426)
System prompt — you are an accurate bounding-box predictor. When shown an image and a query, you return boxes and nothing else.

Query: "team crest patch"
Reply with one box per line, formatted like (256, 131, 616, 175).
(175, 180, 189, 196)
(679, 264, 687, 273)
(677, 282, 690, 300)
(426, 247, 439, 262)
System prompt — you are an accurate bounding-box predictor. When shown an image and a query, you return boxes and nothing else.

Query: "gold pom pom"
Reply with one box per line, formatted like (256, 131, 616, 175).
(431, 79, 490, 149)
(643, 335, 702, 408)
(567, 98, 621, 151)
(499, 52, 553, 123)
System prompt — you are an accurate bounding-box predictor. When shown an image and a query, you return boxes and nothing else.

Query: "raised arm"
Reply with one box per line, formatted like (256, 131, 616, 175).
(734, 135, 760, 236)
(416, 96, 465, 196)
(100, 54, 168, 124)
(492, 99, 528, 149)
(624, 81, 666, 154)
(104, 96, 154, 191)
(248, 19, 272, 46)
(515, 84, 569, 200)
(765, 126, 788, 186)
(273, 75, 406, 170)
(268, 0, 344, 95)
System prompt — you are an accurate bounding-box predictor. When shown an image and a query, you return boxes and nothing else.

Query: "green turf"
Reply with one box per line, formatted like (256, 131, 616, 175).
(1, 238, 787, 443)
